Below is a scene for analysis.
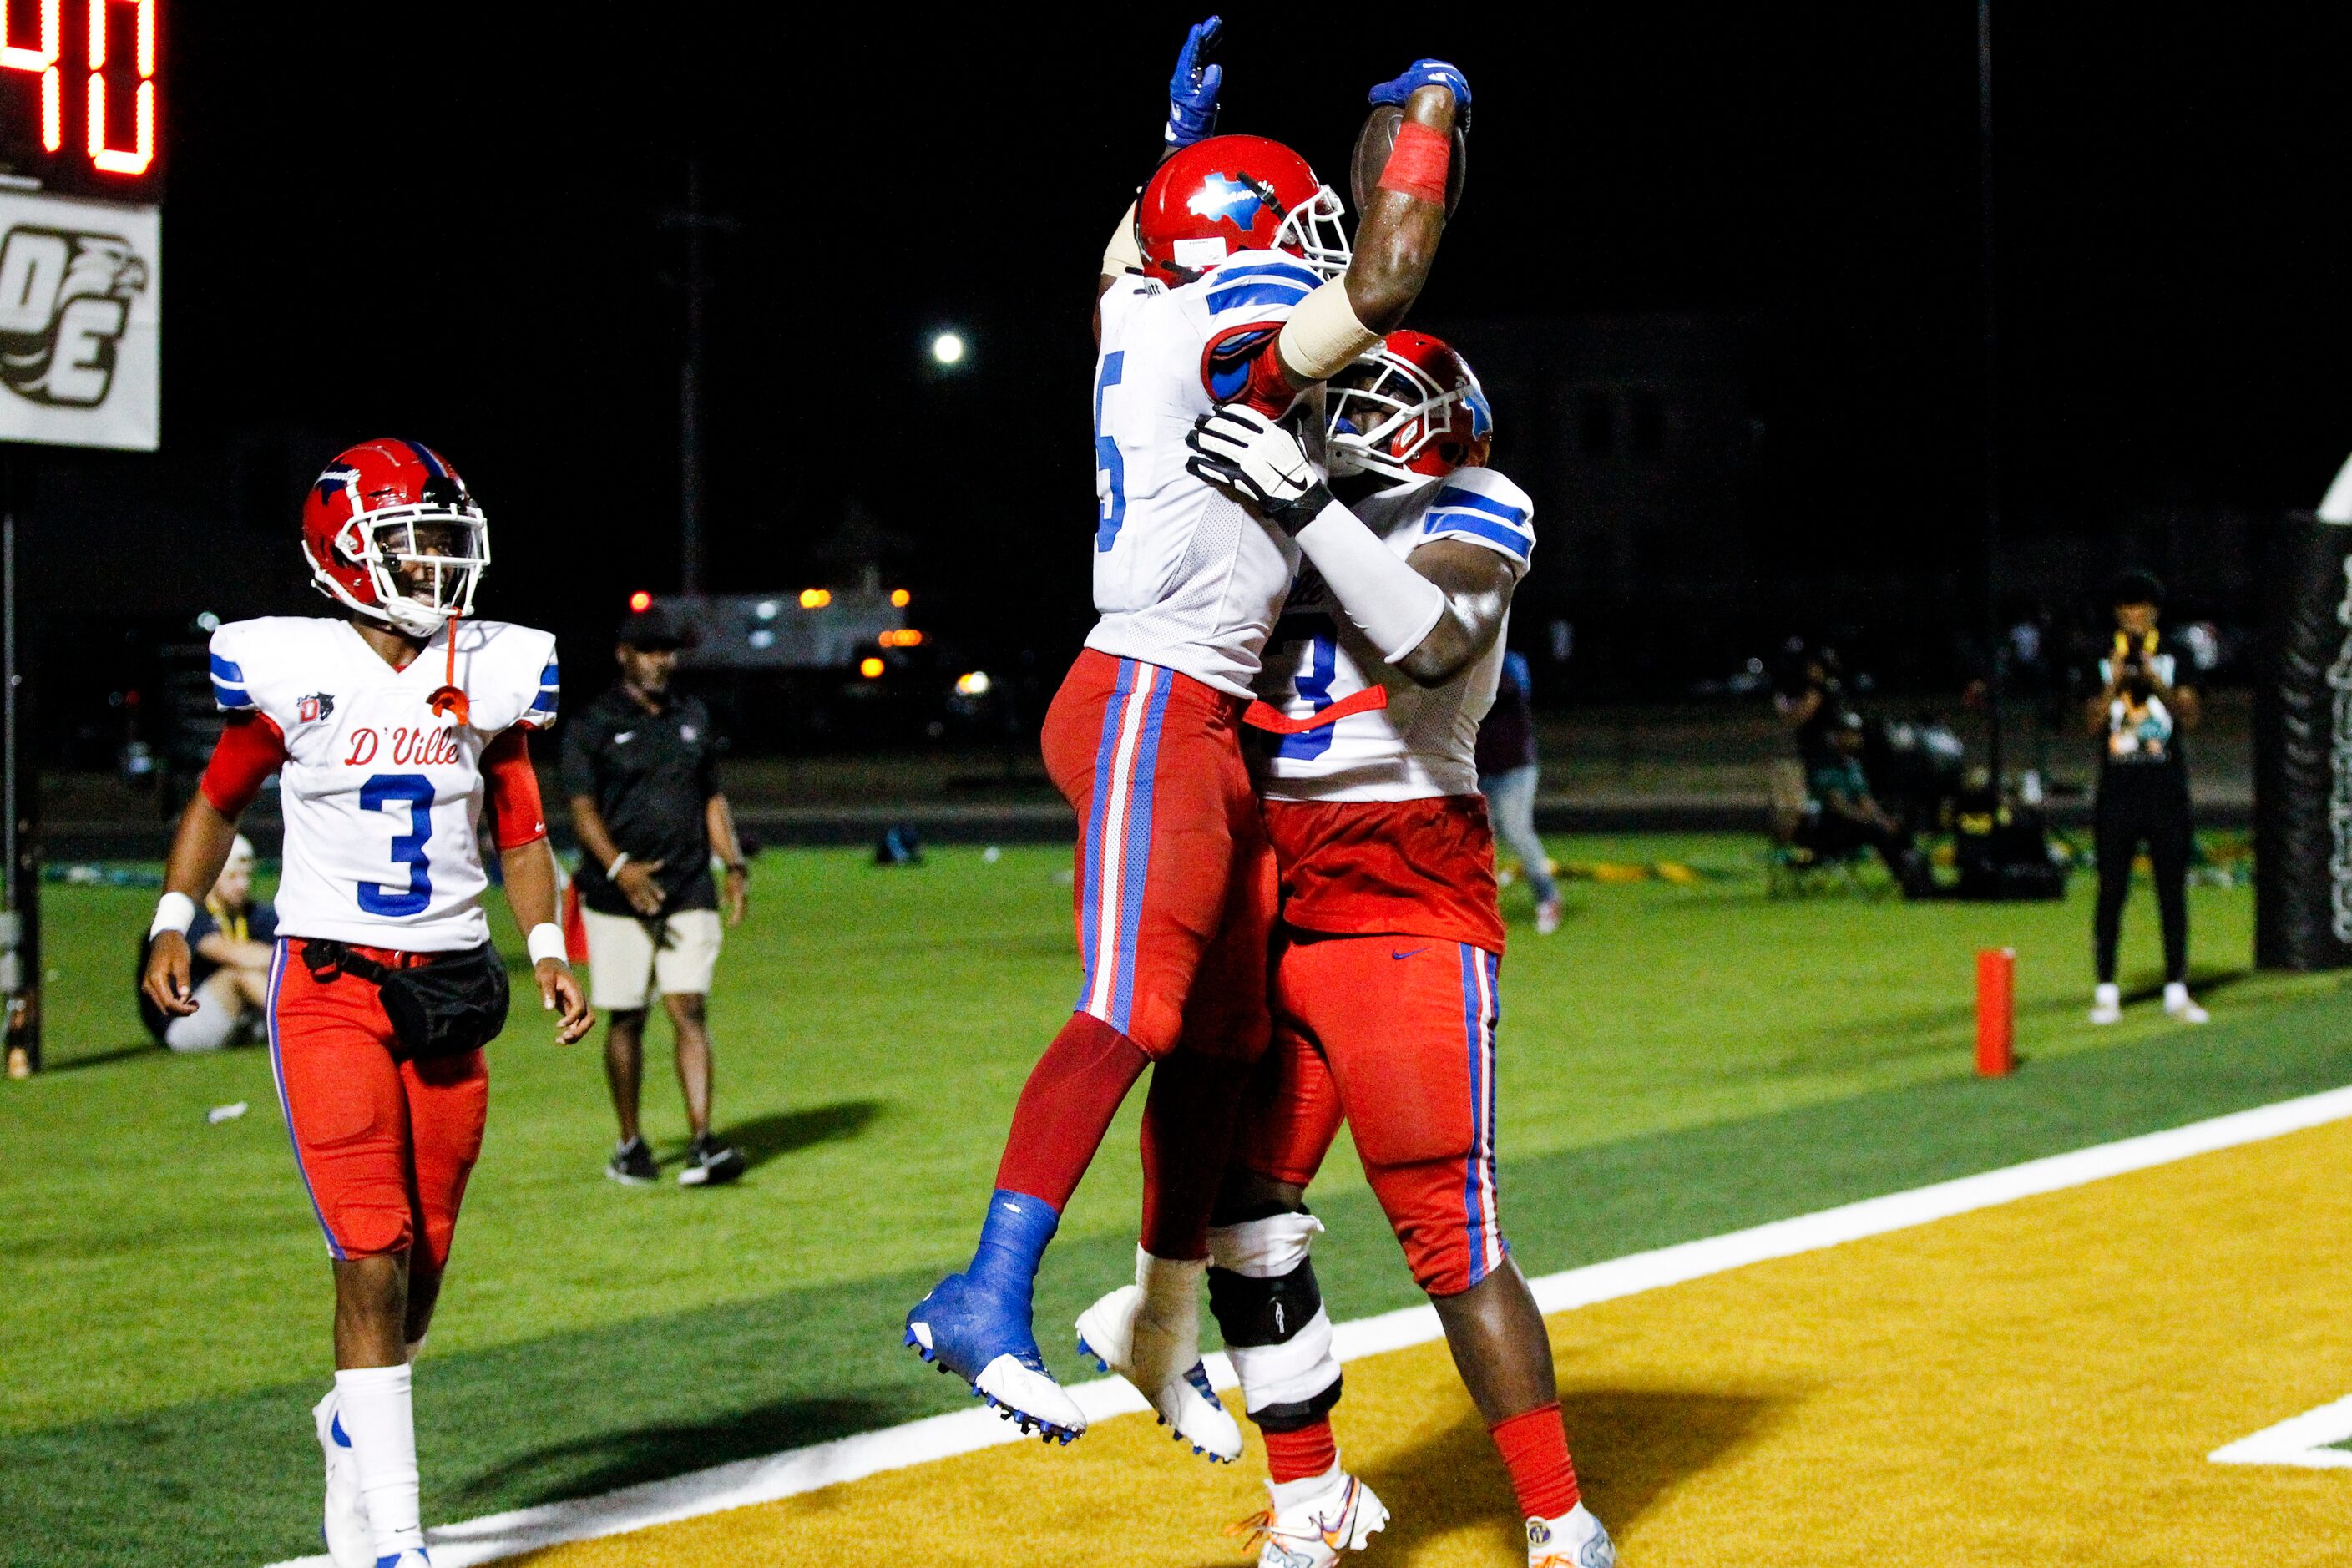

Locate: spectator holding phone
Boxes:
[2086,570,2205,1025]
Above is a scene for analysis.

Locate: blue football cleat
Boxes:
[904,1191,1087,1444]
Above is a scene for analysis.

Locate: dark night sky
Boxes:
[34,4,2352,692]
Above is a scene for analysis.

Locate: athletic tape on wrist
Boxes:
[526,923,569,968]
[1277,278,1382,386]
[149,890,195,938]
[1377,119,1451,206]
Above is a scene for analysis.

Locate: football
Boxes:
[1351,104,1470,219]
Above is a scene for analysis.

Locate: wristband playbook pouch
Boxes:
[300,939,510,1062]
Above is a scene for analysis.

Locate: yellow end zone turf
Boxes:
[519,1119,2352,1566]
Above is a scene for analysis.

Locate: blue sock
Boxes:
[969,1189,1060,1300]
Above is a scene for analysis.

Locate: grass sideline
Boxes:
[3,837,2338,1565]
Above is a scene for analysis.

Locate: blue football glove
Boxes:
[1165,16,1223,147]
[1368,58,1472,130]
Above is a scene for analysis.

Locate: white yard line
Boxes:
[2209,1393,2352,1469]
[265,1082,2352,1568]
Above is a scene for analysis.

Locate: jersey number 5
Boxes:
[1094,351,1125,552]
[358,773,435,917]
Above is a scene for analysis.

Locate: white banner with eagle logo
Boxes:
[0,189,157,451]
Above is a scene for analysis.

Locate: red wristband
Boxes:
[1377,120,1451,206]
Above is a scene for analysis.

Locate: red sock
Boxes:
[1489,1402,1580,1520]
[993,1013,1151,1210]
[1262,1419,1338,1485]
[1137,1050,1251,1260]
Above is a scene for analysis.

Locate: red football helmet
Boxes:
[1136,134,1351,285]
[301,438,490,638]
[1326,331,1495,483]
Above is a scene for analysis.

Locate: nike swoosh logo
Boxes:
[1390,946,1428,960]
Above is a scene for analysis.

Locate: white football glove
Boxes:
[1185,405,1333,534]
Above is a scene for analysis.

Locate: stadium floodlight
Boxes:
[800,588,832,609]
[956,670,992,697]
[891,589,912,607]
[629,590,652,612]
[860,656,884,678]
[930,331,966,367]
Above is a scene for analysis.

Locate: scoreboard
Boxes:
[0,0,161,202]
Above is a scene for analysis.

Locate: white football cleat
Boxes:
[2088,982,2122,1025]
[1535,897,1565,936]
[1227,1466,1388,1567]
[1526,1503,1617,1567]
[311,1390,372,1568]
[1075,1277,1242,1463]
[2164,982,2208,1024]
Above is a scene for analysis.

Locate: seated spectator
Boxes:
[1772,639,1846,772]
[138,834,276,1051]
[1799,711,1933,898]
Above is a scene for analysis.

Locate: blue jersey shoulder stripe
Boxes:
[209,651,246,687]
[1431,486,1530,529]
[1208,259,1322,290]
[1424,513,1532,559]
[212,680,256,711]
[528,689,558,715]
[1425,504,1533,543]
[1206,278,1314,314]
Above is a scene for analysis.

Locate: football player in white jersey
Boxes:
[906,24,1470,1446]
[140,438,593,1568]
[1085,336,1616,1568]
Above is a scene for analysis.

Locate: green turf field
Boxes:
[4,837,2344,1566]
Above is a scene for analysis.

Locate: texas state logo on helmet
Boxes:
[301,438,492,639]
[1328,331,1495,483]
[1135,134,1352,285]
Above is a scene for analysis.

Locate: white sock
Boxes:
[335,1363,424,1558]
[2164,981,2191,1009]
[2095,983,2120,1006]
[1268,1455,1345,1510]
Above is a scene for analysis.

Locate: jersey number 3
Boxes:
[1094,351,1125,552]
[358,773,435,917]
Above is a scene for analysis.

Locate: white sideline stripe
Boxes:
[2209,1393,2352,1469]
[261,1082,2352,1568]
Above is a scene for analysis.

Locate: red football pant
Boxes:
[1241,933,1508,1297]
[1041,649,1276,1063]
[266,939,488,1267]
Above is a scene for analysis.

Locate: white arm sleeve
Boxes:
[1292,498,1448,664]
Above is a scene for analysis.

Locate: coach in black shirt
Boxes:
[563,605,750,1188]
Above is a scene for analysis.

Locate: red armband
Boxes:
[1377,120,1451,207]
[482,727,549,849]
[199,712,287,817]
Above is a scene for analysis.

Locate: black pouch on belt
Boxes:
[299,939,510,1062]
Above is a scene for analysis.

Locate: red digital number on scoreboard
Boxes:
[0,0,160,197]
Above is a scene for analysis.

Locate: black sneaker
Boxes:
[678,1132,746,1187]
[605,1136,658,1186]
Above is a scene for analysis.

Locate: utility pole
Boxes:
[3,453,37,1078]
[663,162,737,595]
[1976,0,2006,792]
